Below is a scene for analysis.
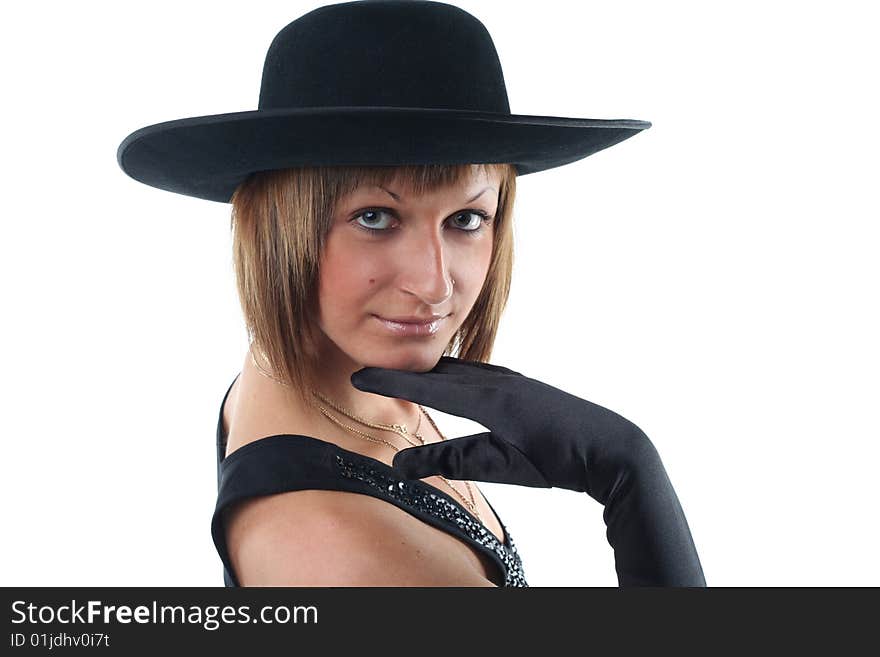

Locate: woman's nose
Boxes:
[398,231,454,305]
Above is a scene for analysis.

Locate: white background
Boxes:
[1,0,877,586]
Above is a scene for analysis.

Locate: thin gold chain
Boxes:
[312,405,480,519]
[311,388,423,445]
[248,346,481,521]
[309,401,479,518]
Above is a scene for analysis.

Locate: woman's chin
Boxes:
[362,350,446,373]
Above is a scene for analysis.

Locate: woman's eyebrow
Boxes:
[375,185,497,203]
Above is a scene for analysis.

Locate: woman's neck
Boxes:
[248,343,423,431]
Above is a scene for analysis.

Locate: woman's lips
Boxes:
[373,314,447,336]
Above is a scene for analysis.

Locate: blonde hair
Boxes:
[230,163,517,410]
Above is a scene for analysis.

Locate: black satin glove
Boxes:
[351,356,706,587]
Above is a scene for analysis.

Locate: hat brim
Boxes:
[117,106,651,204]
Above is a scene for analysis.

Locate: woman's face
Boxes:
[316,168,501,372]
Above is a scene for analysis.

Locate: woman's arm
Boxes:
[351,356,707,587]
[224,488,496,587]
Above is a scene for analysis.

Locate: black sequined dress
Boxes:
[212,374,529,587]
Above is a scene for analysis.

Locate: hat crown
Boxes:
[258,0,511,114]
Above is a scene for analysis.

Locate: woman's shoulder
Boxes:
[223,351,395,466]
[223,351,321,459]
[224,484,494,586]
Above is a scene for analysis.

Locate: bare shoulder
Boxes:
[223,351,320,459]
[224,488,496,587]
[224,350,390,462]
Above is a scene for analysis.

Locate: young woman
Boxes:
[218,162,521,586]
[117,0,704,587]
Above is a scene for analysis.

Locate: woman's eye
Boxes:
[449,212,485,231]
[352,209,490,235]
[355,209,394,230]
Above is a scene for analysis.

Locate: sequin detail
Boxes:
[335,454,528,587]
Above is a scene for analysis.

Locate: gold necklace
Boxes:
[310,401,481,521]
[248,346,481,522]
[311,387,424,447]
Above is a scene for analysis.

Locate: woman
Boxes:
[117,0,704,587]
[219,162,522,586]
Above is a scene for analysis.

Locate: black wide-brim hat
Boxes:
[117,0,651,204]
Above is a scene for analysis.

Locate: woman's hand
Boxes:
[351,356,706,586]
[352,356,654,492]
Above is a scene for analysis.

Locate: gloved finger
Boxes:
[351,358,522,399]
[434,356,525,378]
[391,432,551,488]
[350,367,509,430]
